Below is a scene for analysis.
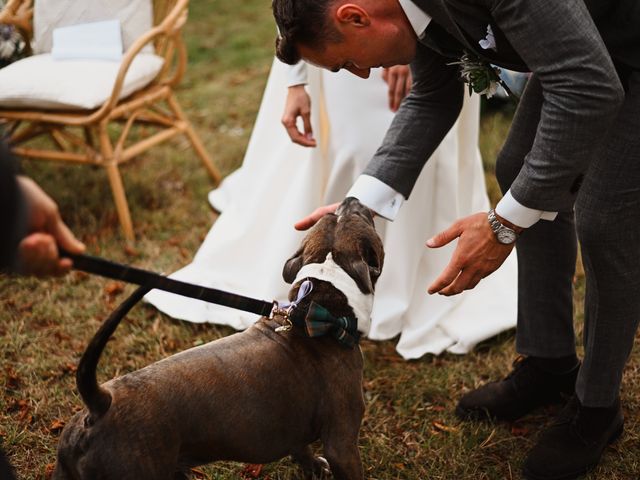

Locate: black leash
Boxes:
[60,249,275,317]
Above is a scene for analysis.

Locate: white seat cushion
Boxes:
[0,53,164,110]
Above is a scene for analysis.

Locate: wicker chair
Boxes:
[0,0,221,241]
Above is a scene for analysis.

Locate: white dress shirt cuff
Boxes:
[346,175,404,221]
[496,190,558,228]
[286,61,308,87]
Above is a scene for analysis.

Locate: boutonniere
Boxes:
[449,51,517,100]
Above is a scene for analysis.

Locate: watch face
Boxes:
[497,228,517,244]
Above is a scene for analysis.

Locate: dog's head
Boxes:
[283,197,384,294]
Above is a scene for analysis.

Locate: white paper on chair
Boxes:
[52,20,123,61]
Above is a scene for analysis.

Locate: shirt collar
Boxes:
[397,0,432,38]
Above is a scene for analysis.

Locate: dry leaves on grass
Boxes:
[123,244,140,257]
[4,367,21,390]
[190,467,207,479]
[104,281,125,298]
[48,419,66,434]
[8,398,32,424]
[432,420,459,434]
[240,463,267,479]
[510,424,531,437]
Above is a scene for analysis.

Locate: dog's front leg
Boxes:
[322,442,363,480]
[321,426,364,480]
[291,446,331,479]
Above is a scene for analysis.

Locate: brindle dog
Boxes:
[53,197,384,480]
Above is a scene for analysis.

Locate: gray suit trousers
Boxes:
[496,72,640,407]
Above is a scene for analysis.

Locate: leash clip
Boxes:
[271,303,294,332]
[270,279,314,333]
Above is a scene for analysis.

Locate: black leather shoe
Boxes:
[455,356,579,422]
[522,396,624,480]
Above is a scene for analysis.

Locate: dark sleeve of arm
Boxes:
[0,143,27,271]
[362,42,464,199]
[488,0,624,211]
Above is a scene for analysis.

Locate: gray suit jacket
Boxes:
[364,0,639,212]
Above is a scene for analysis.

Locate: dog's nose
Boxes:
[336,197,374,224]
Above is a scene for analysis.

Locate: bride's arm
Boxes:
[382,65,412,112]
[281,61,316,147]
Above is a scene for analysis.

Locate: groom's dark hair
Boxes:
[272,0,343,65]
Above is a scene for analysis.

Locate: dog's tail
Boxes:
[76,285,151,424]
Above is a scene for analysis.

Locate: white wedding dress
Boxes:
[146,58,518,359]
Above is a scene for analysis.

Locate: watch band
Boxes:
[487,209,518,245]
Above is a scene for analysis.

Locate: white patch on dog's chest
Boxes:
[293,253,373,334]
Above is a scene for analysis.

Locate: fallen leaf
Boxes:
[432,421,459,433]
[13,399,33,424]
[190,467,207,479]
[123,245,139,257]
[61,363,77,375]
[510,424,530,437]
[240,463,264,478]
[48,419,66,433]
[54,332,72,342]
[72,271,89,281]
[427,404,446,412]
[168,236,183,246]
[19,301,35,312]
[104,281,125,297]
[45,462,55,479]
[5,368,21,390]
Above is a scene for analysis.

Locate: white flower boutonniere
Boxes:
[449,51,517,100]
[479,24,497,51]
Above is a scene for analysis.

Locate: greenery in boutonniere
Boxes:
[449,51,518,100]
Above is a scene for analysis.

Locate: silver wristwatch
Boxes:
[487,209,518,245]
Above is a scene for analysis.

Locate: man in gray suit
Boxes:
[272,0,640,478]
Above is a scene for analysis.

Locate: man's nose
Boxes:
[346,66,370,79]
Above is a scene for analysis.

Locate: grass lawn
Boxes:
[1,1,639,479]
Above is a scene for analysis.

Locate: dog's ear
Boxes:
[282,246,304,284]
[343,259,375,294]
[341,241,384,294]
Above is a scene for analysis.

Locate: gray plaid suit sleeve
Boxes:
[362,42,464,199]
[486,0,625,211]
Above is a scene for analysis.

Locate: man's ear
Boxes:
[335,4,371,27]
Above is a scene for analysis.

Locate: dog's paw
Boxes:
[312,456,332,479]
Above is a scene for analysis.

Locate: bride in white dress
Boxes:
[145,58,518,359]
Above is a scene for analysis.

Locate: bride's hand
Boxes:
[281,85,317,147]
[382,65,412,112]
[294,203,340,231]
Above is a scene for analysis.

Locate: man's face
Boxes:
[298,17,417,79]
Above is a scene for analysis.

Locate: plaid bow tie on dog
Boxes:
[294,302,360,348]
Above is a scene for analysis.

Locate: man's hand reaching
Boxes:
[426,211,515,295]
[294,202,340,230]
